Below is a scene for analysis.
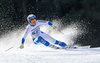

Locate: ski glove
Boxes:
[20,44,24,49]
[52,25,56,29]
[48,22,56,29]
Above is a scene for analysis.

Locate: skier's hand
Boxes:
[52,25,56,29]
[19,44,24,49]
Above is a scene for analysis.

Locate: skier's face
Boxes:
[30,19,36,25]
[31,22,36,25]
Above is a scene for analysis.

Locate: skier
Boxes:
[19,14,72,49]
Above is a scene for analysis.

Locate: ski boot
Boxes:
[49,44,60,49]
[62,45,77,49]
[55,41,77,49]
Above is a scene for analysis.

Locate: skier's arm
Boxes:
[20,27,30,49]
[38,20,56,29]
[48,21,56,29]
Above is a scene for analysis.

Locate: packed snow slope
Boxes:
[1,45,100,63]
[0,21,100,63]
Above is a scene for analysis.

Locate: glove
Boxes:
[19,44,24,49]
[52,25,56,29]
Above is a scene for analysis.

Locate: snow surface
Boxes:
[0,45,100,63]
[0,22,100,63]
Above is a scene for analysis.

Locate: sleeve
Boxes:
[37,20,53,26]
[23,27,30,39]
[21,26,30,44]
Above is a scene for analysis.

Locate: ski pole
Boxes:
[5,46,14,52]
[52,25,65,35]
[57,29,64,35]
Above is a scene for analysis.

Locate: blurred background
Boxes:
[0,0,100,47]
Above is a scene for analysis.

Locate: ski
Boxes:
[55,45,91,50]
[75,45,91,49]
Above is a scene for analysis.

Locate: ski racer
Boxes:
[19,14,73,49]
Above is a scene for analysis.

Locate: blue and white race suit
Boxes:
[21,20,66,47]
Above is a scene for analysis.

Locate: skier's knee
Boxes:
[38,36,50,46]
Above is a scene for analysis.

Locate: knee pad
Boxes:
[38,36,50,46]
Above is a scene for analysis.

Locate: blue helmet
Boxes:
[27,14,36,25]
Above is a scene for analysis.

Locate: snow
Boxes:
[0,22,100,63]
[0,45,100,63]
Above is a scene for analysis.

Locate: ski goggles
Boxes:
[30,19,36,23]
